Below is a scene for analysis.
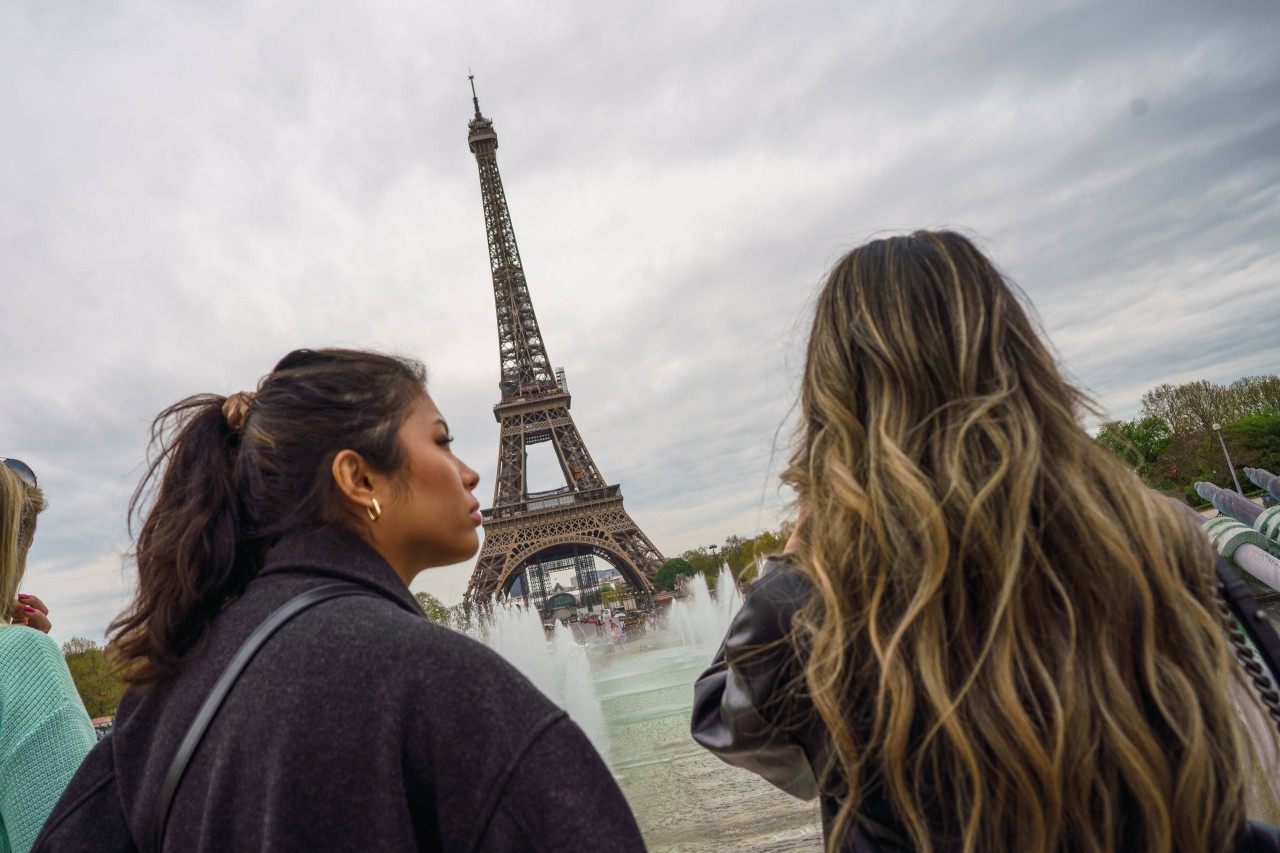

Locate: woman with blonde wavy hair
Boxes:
[692,231,1280,852]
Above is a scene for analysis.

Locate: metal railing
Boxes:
[482,484,622,521]
[1195,470,1280,591]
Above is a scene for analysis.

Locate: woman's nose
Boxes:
[462,462,480,491]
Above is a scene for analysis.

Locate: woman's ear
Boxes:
[331,450,377,513]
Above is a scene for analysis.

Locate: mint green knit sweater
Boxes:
[0,625,95,853]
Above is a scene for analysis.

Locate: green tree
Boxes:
[1125,412,1280,504]
[1088,373,1280,503]
[1144,427,1219,502]
[446,602,472,630]
[719,535,755,578]
[739,521,796,583]
[61,636,97,656]
[737,559,761,584]
[678,547,719,578]
[415,591,451,625]
[668,522,799,588]
[654,557,695,590]
[1142,380,1230,434]
[1230,375,1280,414]
[1230,412,1280,469]
[1141,375,1280,434]
[61,637,126,718]
[598,583,621,609]
[1096,416,1172,479]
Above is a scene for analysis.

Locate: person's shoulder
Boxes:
[748,558,813,604]
[335,593,462,648]
[0,623,62,659]
[413,621,564,708]
[323,597,545,690]
[0,626,86,714]
[388,611,535,674]
[720,558,814,654]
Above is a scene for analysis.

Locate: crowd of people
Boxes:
[3,232,1279,851]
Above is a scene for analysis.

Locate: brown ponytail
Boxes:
[109,349,426,683]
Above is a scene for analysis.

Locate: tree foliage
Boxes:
[1141,375,1280,434]
[1095,417,1172,479]
[61,636,99,656]
[61,637,126,718]
[414,591,451,625]
[598,583,622,608]
[654,557,695,590]
[1097,374,1280,504]
[443,602,472,631]
[674,520,797,587]
[677,547,721,578]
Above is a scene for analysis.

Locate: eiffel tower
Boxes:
[462,78,664,608]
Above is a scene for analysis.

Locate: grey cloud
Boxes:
[4,0,1279,640]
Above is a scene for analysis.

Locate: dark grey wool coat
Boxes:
[35,526,644,852]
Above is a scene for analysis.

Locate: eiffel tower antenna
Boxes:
[468,69,482,119]
[463,92,663,610]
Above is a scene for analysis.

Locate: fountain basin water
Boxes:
[591,600,821,849]
[473,569,821,851]
[474,603,609,752]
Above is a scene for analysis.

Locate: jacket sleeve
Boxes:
[31,736,136,853]
[690,560,822,801]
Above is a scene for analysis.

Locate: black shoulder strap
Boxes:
[154,582,371,851]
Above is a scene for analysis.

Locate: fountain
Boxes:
[669,566,742,650]
[473,567,822,851]
[470,602,609,753]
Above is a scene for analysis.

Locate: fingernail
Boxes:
[23,605,36,613]
[17,594,29,600]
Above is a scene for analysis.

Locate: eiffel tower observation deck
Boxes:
[463,77,664,608]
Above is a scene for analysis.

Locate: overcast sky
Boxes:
[3,0,1278,644]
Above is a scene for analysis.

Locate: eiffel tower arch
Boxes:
[462,78,664,607]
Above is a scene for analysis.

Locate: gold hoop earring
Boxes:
[366,498,382,523]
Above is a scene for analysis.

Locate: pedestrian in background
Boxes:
[0,459,95,853]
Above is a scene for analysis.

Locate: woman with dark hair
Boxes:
[0,459,96,853]
[692,232,1280,852]
[37,349,643,851]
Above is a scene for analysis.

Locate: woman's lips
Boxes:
[470,506,483,526]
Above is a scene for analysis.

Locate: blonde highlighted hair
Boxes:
[1,464,46,622]
[783,231,1246,852]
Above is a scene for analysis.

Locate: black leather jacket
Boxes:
[691,559,824,797]
[690,559,910,851]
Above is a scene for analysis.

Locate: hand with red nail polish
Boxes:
[10,592,52,633]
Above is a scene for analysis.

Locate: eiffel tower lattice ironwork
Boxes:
[463,79,663,606]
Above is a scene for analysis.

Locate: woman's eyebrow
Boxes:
[435,418,450,431]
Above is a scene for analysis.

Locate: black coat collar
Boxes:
[258,524,422,617]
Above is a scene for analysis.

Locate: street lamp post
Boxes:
[1211,423,1245,495]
